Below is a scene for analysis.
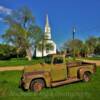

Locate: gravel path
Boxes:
[0,66,24,72]
[82,60,100,66]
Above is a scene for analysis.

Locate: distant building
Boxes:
[35,15,56,57]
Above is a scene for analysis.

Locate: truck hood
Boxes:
[24,63,51,73]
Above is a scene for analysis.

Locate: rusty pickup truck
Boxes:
[19,54,96,92]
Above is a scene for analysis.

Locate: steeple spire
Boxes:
[45,14,51,39]
[46,14,49,27]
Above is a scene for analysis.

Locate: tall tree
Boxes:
[2,7,43,60]
[63,39,83,57]
[85,36,97,56]
[94,37,100,55]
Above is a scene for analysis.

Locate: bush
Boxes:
[0,44,26,60]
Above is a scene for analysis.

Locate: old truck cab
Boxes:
[20,54,96,92]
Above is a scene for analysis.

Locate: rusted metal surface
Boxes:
[20,54,96,91]
[24,71,44,77]
[52,78,80,87]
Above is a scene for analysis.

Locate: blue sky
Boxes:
[0,0,100,48]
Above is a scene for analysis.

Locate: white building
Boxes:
[35,15,56,57]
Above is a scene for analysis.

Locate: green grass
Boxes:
[0,67,100,100]
[0,58,43,67]
[85,57,100,60]
[0,56,99,67]
[0,58,81,67]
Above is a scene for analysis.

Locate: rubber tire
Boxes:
[83,72,91,82]
[30,79,45,92]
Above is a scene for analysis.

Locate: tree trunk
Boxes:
[42,39,44,58]
[26,48,32,61]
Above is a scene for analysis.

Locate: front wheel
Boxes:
[30,79,45,92]
[83,72,91,82]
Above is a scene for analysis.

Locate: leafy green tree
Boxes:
[94,37,100,55]
[62,36,100,57]
[94,44,100,55]
[85,36,97,56]
[2,7,43,60]
[63,39,83,57]
[0,44,17,60]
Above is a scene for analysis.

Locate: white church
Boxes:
[35,15,56,57]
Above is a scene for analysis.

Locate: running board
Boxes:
[52,78,80,87]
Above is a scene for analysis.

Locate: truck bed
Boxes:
[66,61,96,78]
[66,61,96,68]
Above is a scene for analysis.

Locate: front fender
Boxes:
[23,71,51,89]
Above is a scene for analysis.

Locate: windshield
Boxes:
[53,57,63,64]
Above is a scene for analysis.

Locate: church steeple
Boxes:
[45,14,51,39]
[35,14,57,57]
[45,14,49,27]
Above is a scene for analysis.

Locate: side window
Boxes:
[53,57,63,64]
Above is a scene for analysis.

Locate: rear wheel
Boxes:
[83,72,91,82]
[30,79,45,92]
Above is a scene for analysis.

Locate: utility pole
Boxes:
[72,27,76,60]
[73,27,76,40]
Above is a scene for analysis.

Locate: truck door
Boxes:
[51,57,67,82]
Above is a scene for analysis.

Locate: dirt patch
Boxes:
[82,60,100,66]
[0,66,24,71]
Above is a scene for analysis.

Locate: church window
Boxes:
[46,49,49,53]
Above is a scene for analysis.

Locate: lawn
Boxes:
[80,57,100,60]
[85,57,100,60]
[0,56,100,67]
[0,67,100,100]
[0,58,43,67]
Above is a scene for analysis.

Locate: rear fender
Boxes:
[78,67,93,80]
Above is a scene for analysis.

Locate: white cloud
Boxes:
[0,17,3,20]
[0,17,4,22]
[0,5,12,15]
